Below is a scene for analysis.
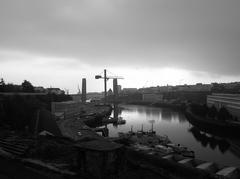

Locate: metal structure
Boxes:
[95,69,123,103]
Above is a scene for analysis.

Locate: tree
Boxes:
[217,107,230,121]
[22,80,34,92]
[208,106,217,119]
[0,78,5,92]
[0,78,5,85]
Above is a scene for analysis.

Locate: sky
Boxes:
[0,0,240,93]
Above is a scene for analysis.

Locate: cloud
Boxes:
[0,0,240,75]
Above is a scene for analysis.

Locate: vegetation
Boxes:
[0,78,35,92]
[0,79,72,131]
[21,80,34,92]
[211,82,240,93]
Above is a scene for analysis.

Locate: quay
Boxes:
[0,102,125,179]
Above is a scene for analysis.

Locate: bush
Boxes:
[217,107,230,121]
[208,106,217,119]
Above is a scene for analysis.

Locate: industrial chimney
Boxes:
[81,78,86,103]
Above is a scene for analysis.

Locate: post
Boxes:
[104,69,107,104]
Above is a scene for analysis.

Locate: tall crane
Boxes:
[95,69,123,103]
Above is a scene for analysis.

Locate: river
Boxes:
[106,104,240,167]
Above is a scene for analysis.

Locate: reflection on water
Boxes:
[189,127,230,153]
[106,104,240,166]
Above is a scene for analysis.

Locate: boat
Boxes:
[185,108,240,138]
[116,117,126,125]
[118,130,194,158]
[115,130,240,179]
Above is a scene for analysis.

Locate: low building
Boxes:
[70,94,81,102]
[34,86,46,93]
[207,93,240,120]
[121,88,138,94]
[176,84,212,92]
[142,93,163,103]
[87,92,104,101]
[47,88,65,95]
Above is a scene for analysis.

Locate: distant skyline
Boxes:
[1,0,240,93]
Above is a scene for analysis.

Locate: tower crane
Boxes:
[95,69,123,103]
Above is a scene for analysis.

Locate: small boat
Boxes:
[166,143,195,158]
[116,130,240,179]
[116,117,126,125]
[117,130,194,158]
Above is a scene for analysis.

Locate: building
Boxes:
[117,85,122,94]
[176,84,212,92]
[121,88,138,94]
[34,86,46,93]
[142,93,163,103]
[207,93,240,120]
[139,87,159,94]
[87,92,104,101]
[70,94,81,102]
[47,88,65,95]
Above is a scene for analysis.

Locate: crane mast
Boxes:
[95,69,123,103]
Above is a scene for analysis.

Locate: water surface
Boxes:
[107,104,240,167]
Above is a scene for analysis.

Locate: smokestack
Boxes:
[113,78,118,100]
[81,78,86,103]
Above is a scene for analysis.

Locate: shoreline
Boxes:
[57,103,112,141]
[124,101,186,111]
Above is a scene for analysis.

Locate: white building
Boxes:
[207,93,240,120]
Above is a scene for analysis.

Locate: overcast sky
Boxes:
[0,0,240,93]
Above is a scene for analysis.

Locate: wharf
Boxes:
[57,104,112,141]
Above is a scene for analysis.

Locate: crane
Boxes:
[95,69,123,103]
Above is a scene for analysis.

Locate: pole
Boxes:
[104,69,107,103]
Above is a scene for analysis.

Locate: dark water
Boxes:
[107,104,240,167]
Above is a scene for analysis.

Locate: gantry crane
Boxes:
[95,69,123,103]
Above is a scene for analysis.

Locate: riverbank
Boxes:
[126,101,186,111]
[0,103,123,179]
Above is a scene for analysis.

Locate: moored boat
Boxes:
[185,108,240,138]
[114,130,240,179]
